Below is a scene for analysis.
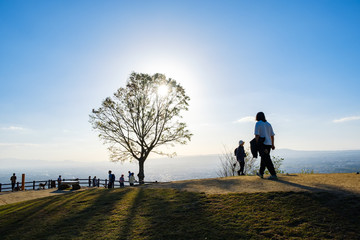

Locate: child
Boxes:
[236,140,246,175]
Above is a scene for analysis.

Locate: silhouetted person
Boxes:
[129,172,135,186]
[57,175,62,188]
[254,112,278,180]
[10,173,17,191]
[119,174,125,187]
[235,140,246,175]
[93,176,97,187]
[108,170,115,188]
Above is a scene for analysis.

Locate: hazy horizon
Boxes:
[1,149,359,185]
[2,148,360,163]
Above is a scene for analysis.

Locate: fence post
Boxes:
[0,183,2,192]
[16,182,19,190]
[105,179,107,188]
[48,180,51,189]
[33,181,35,190]
[97,179,100,187]
[22,174,25,191]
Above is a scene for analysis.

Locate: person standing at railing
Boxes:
[10,173,17,191]
[129,172,135,186]
[119,174,125,188]
[57,175,62,188]
[93,176,97,187]
[108,170,115,188]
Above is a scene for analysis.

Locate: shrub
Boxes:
[218,147,285,177]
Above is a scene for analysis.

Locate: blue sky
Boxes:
[1,0,360,162]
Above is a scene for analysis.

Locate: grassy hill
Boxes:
[0,186,359,239]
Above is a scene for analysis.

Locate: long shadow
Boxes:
[276,179,328,192]
[151,178,242,192]
[0,189,93,222]
[0,196,64,236]
[28,188,131,239]
[2,185,360,239]
[143,178,360,239]
[130,188,244,240]
[117,188,145,239]
[0,189,102,238]
[272,178,360,237]
[276,178,360,196]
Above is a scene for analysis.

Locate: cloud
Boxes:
[333,116,360,123]
[0,143,40,147]
[234,116,255,123]
[1,126,26,131]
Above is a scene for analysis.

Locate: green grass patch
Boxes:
[0,188,359,239]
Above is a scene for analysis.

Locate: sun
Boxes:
[157,84,169,97]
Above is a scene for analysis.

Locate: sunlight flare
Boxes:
[157,84,169,97]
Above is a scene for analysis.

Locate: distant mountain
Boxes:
[1,150,359,183]
[274,149,360,173]
[0,158,81,168]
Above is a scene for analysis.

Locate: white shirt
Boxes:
[254,120,275,146]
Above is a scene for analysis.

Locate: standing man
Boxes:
[10,173,17,191]
[57,175,62,188]
[108,170,115,188]
[254,112,278,180]
[108,170,112,188]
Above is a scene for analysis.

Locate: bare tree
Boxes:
[89,72,192,183]
[217,146,285,177]
[217,146,258,177]
[217,148,238,177]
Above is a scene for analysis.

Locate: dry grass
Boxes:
[0,187,359,239]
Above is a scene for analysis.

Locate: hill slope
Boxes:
[0,173,359,239]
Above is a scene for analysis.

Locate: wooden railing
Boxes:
[0,178,156,192]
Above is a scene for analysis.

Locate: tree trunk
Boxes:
[137,160,145,184]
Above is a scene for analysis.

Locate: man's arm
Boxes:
[271,135,275,150]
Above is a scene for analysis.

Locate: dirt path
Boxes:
[0,188,87,206]
[1,173,359,206]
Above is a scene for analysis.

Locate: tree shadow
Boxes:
[26,188,130,239]
[2,183,360,239]
[121,188,249,240]
[116,188,145,239]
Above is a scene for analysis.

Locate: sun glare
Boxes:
[157,85,169,97]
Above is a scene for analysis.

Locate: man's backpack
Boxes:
[234,148,238,156]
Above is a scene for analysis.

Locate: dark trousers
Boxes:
[259,145,276,176]
[11,182,15,191]
[237,160,245,175]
